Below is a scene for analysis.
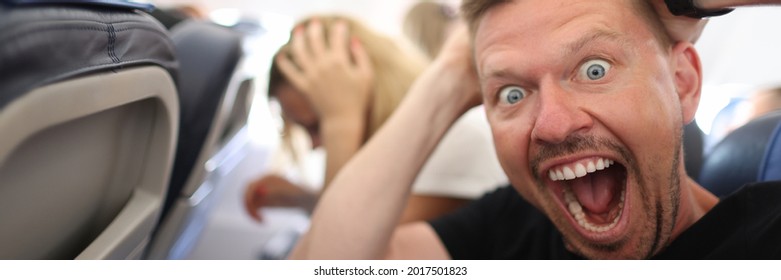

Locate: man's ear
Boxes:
[671,41,702,125]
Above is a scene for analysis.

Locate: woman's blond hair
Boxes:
[269,15,428,159]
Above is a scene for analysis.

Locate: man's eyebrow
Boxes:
[481,30,629,83]
[564,29,627,57]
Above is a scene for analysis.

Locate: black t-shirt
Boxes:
[429,181,781,259]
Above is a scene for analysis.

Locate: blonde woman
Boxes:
[244,16,506,224]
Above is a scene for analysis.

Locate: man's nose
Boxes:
[530,83,593,144]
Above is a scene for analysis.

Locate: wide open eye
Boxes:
[498,86,527,105]
[579,59,611,81]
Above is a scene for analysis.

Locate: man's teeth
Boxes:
[563,187,625,233]
[548,158,614,182]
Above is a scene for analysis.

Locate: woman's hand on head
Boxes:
[276,19,374,124]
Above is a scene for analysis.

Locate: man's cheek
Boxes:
[494,136,527,175]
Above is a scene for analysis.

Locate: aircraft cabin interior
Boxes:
[1,0,780,260]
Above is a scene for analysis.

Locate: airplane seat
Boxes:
[219,78,254,145]
[0,1,179,259]
[698,111,781,197]
[146,19,246,259]
[758,112,781,181]
[704,97,748,153]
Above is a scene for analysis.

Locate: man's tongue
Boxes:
[570,170,618,214]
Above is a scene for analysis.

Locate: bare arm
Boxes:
[289,26,481,259]
[385,222,452,260]
[399,195,469,224]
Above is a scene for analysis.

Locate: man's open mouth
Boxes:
[545,156,629,240]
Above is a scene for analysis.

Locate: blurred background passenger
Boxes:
[149,4,207,29]
[402,1,458,60]
[244,15,507,225]
[701,85,781,155]
[747,86,781,121]
[402,1,508,205]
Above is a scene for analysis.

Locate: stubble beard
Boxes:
[529,133,682,259]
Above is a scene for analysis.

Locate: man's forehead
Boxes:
[475,0,636,45]
[473,0,646,74]
[479,29,630,79]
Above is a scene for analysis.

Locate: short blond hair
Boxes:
[460,0,671,47]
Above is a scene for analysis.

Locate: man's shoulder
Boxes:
[447,184,530,216]
[473,184,541,215]
[733,180,781,201]
[734,180,781,192]
[720,181,781,219]
[429,184,575,259]
[657,181,781,259]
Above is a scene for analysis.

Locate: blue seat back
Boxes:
[699,111,781,197]
[758,118,781,181]
[146,19,245,260]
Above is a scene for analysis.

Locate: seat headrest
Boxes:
[0,0,154,11]
[0,3,177,110]
[699,110,781,197]
[163,19,243,217]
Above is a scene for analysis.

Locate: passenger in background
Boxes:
[148,4,206,29]
[707,85,781,150]
[403,0,508,202]
[401,1,505,195]
[402,1,458,60]
[244,16,507,224]
[747,86,781,121]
